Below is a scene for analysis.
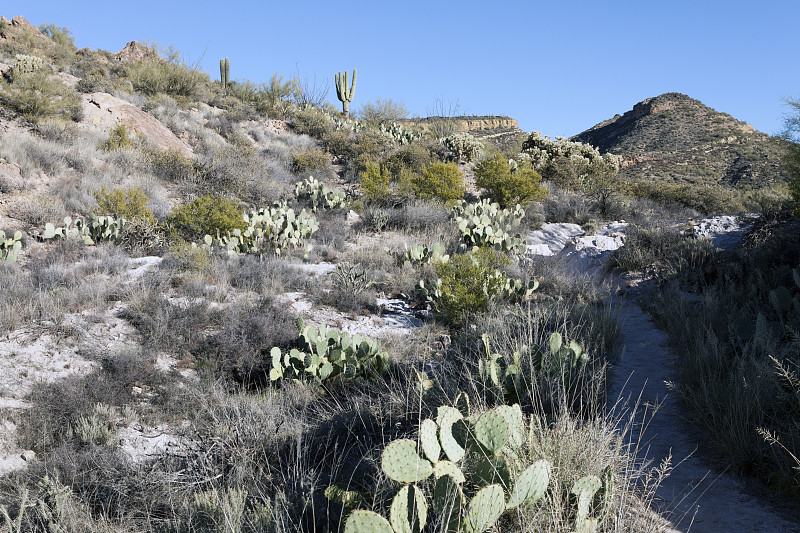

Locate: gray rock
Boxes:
[526,223,585,256]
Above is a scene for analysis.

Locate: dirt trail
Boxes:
[607,300,799,532]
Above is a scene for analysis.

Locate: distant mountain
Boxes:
[572,92,792,189]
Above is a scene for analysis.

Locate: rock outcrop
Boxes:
[79,92,193,157]
[114,41,160,63]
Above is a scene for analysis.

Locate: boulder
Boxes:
[557,234,625,284]
[79,92,193,157]
[526,222,585,256]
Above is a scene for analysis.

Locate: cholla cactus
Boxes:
[10,54,43,80]
[520,131,622,189]
[340,398,552,533]
[441,132,484,162]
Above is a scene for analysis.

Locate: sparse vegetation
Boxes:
[0,14,797,533]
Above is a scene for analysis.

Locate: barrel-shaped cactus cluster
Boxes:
[295,176,346,212]
[0,230,22,262]
[441,132,484,163]
[269,319,389,386]
[202,202,318,257]
[341,397,553,533]
[43,215,126,245]
[451,199,526,255]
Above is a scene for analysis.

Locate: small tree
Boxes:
[474,154,547,208]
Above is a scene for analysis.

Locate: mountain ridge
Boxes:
[571,92,791,189]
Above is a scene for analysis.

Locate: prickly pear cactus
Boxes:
[295,176,346,212]
[389,484,427,533]
[463,484,505,533]
[451,199,526,255]
[344,510,393,533]
[0,230,22,262]
[382,439,433,483]
[344,397,554,533]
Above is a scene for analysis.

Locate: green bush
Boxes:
[290,146,329,174]
[166,194,246,242]
[359,161,391,204]
[0,71,82,123]
[100,123,134,151]
[125,58,205,98]
[94,186,156,223]
[434,247,511,324]
[474,154,548,207]
[413,161,465,204]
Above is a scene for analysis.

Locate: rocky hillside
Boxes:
[401,115,524,151]
[572,92,792,189]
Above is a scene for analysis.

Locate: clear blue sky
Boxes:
[6,1,799,137]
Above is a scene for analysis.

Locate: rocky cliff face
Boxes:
[572,92,791,189]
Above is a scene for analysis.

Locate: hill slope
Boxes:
[572,92,791,189]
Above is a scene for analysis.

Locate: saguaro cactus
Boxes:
[219,57,229,90]
[334,69,357,116]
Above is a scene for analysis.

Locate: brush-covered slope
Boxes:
[572,92,791,189]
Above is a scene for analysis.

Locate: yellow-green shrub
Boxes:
[100,123,134,151]
[413,161,465,204]
[147,147,194,182]
[359,161,391,204]
[474,154,548,207]
[434,247,511,324]
[94,186,156,223]
[166,194,246,242]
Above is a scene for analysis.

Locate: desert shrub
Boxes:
[475,153,548,207]
[611,222,714,276]
[390,200,451,231]
[166,194,246,242]
[781,97,800,216]
[413,161,465,204]
[384,142,434,177]
[99,123,134,151]
[356,98,408,124]
[94,186,156,223]
[0,72,82,122]
[163,241,212,271]
[627,180,744,215]
[193,143,289,203]
[433,247,511,324]
[39,23,75,49]
[322,129,357,161]
[146,146,194,182]
[290,106,333,138]
[359,161,391,204]
[290,146,329,174]
[125,57,205,98]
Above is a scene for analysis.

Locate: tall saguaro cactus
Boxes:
[219,57,230,90]
[335,69,357,116]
